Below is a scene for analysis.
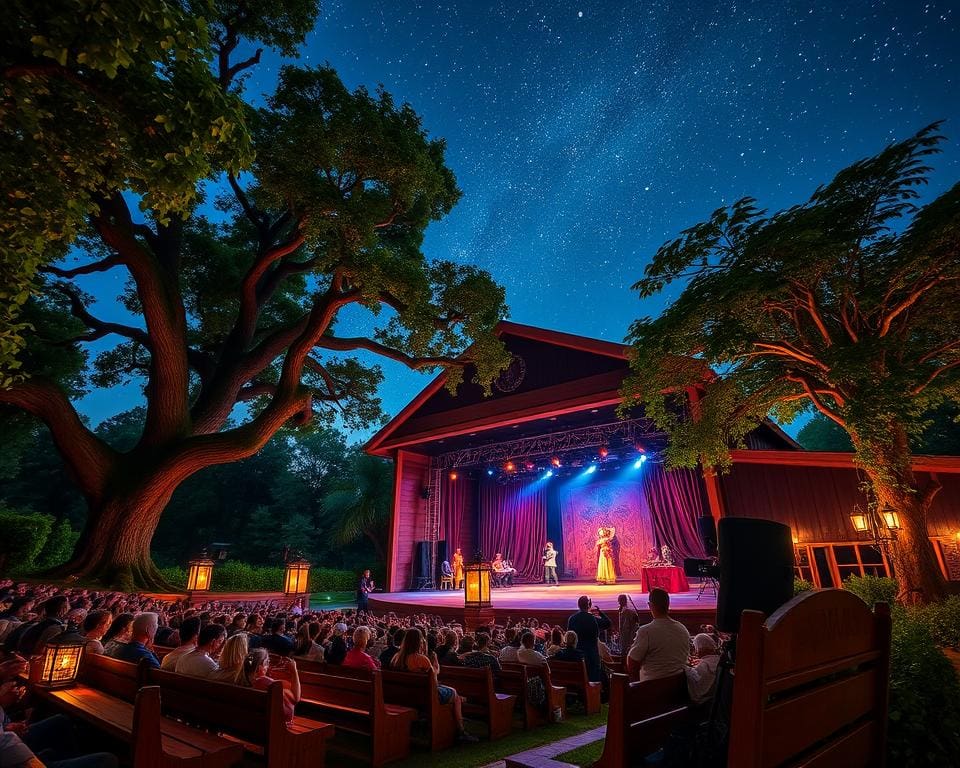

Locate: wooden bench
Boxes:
[439,665,516,739]
[496,664,542,730]
[380,668,458,751]
[500,662,567,727]
[144,665,333,768]
[728,589,891,767]
[547,658,602,715]
[32,653,242,768]
[297,669,416,766]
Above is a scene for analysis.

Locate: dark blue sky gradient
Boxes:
[74,0,959,440]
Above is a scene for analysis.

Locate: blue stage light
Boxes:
[586,464,597,474]
[544,469,554,478]
[486,468,494,476]
[633,458,644,469]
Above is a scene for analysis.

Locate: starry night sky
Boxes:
[76,0,959,439]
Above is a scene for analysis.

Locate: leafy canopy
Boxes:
[623,124,960,476]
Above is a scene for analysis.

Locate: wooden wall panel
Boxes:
[389,450,430,591]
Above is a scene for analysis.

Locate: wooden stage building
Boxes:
[366,322,960,623]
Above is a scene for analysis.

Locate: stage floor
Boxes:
[369,581,718,632]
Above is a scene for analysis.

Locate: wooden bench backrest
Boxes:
[78,653,141,701]
[299,669,381,714]
[439,665,494,705]
[380,668,438,713]
[145,665,286,744]
[547,658,590,687]
[729,589,891,768]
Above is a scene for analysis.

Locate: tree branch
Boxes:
[313,335,465,370]
[911,360,960,395]
[41,256,122,279]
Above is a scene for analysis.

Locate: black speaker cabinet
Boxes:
[716,518,794,633]
[697,515,718,556]
[435,541,448,580]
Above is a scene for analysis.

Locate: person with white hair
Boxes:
[685,633,721,705]
[115,612,161,668]
[343,626,380,670]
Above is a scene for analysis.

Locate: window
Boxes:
[802,543,891,588]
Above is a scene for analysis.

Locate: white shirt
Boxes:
[627,617,691,682]
[161,643,196,670]
[686,654,721,704]
[499,645,519,662]
[517,647,547,667]
[543,548,557,567]
[175,648,219,677]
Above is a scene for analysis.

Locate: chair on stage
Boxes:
[439,574,454,590]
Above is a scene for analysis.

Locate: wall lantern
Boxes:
[849,512,869,533]
[186,551,215,591]
[881,510,901,531]
[284,556,311,595]
[37,628,85,688]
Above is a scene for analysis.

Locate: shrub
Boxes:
[793,577,815,595]
[0,507,52,574]
[843,574,898,607]
[911,596,960,650]
[35,517,80,570]
[888,612,960,765]
[154,560,356,594]
[309,568,357,592]
[158,565,187,588]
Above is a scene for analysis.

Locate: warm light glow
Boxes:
[464,562,492,608]
[449,471,458,481]
[504,460,515,472]
[284,557,311,594]
[598,446,609,459]
[186,554,215,592]
[882,510,901,531]
[792,534,800,545]
[550,456,561,468]
[850,512,869,533]
[955,530,960,542]
[38,631,84,688]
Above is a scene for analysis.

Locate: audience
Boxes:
[686,633,721,705]
[160,616,202,670]
[517,631,548,667]
[260,618,295,657]
[207,632,250,684]
[176,623,226,677]
[550,630,586,663]
[461,632,501,673]
[379,627,403,667]
[80,610,112,655]
[293,622,325,661]
[343,626,381,670]
[102,613,135,657]
[627,588,691,682]
[617,593,640,652]
[435,629,462,666]
[567,595,611,682]
[115,612,161,668]
[241,648,300,722]
[325,622,348,665]
[498,628,520,662]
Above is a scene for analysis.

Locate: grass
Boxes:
[555,739,605,767]
[340,706,608,768]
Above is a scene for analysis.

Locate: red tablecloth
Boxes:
[640,565,690,593]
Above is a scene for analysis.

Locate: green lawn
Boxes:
[328,706,607,768]
[555,739,605,767]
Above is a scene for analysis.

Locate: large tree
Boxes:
[0,2,508,589]
[623,124,959,603]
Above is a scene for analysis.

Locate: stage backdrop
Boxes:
[479,480,547,581]
[559,479,656,580]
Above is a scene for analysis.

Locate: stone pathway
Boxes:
[481,724,606,768]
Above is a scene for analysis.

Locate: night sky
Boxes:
[76,0,959,440]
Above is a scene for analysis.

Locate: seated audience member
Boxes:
[260,618,295,656]
[551,631,586,663]
[458,635,475,656]
[227,612,247,636]
[160,616,201,670]
[102,613,135,657]
[242,648,300,723]
[461,633,501,673]
[686,633,721,705]
[390,628,477,743]
[343,626,381,670]
[10,595,69,656]
[0,711,119,768]
[517,631,548,667]
[545,627,564,656]
[207,632,249,684]
[325,622,349,665]
[116,612,161,668]
[366,625,388,658]
[627,588,691,682]
[244,614,265,649]
[80,610,112,655]
[293,622,324,661]
[498,628,520,662]
[435,629,462,666]
[379,628,404,667]
[175,623,226,677]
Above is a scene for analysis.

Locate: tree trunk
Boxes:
[859,428,946,604]
[50,485,176,592]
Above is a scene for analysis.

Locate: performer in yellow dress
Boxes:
[452,547,465,589]
[596,526,617,585]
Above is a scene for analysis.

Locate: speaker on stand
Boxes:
[411,541,434,591]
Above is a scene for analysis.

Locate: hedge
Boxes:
[0,507,77,574]
[158,561,357,593]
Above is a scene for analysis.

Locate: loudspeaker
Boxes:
[413,541,431,582]
[697,515,718,556]
[716,518,794,633]
[436,541,448,580]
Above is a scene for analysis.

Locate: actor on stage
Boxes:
[492,553,514,587]
[595,526,617,585]
[452,547,465,589]
[357,569,375,611]
[543,542,559,585]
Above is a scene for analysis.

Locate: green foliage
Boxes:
[35,516,80,570]
[800,403,960,455]
[793,577,815,595]
[887,612,960,765]
[321,452,394,560]
[911,596,960,650]
[843,574,900,607]
[0,506,53,572]
[797,415,854,451]
[156,561,356,593]
[623,124,960,477]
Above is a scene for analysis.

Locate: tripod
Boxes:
[697,576,718,600]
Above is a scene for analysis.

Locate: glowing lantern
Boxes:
[186,552,215,592]
[849,512,869,533]
[464,562,492,609]
[37,628,85,688]
[284,556,311,594]
[881,510,901,531]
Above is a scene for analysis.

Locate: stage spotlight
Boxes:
[550,456,561,468]
[585,464,597,475]
[633,458,644,469]
[544,469,554,479]
[505,460,515,472]
[598,446,609,459]
[449,471,458,481]
[486,468,494,476]
[524,460,535,471]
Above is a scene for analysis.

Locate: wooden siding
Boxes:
[389,450,430,591]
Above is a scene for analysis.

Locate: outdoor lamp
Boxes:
[464,562,492,609]
[284,556,311,594]
[849,512,869,533]
[37,627,85,688]
[186,551,215,591]
[881,509,901,531]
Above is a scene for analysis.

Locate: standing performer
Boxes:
[452,547,465,589]
[357,569,375,612]
[543,541,559,585]
[595,526,617,585]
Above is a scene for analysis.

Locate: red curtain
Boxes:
[479,479,547,581]
[439,474,473,561]
[642,464,707,562]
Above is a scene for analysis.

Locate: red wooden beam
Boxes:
[730,449,960,474]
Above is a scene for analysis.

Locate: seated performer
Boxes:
[491,554,514,587]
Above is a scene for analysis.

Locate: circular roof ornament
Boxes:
[494,354,526,393]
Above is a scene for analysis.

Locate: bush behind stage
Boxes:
[158,560,358,593]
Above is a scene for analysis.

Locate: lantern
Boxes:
[186,552,215,592]
[284,556,311,594]
[464,562,492,609]
[37,628,85,688]
[849,512,869,533]
[882,510,901,531]
[791,534,800,545]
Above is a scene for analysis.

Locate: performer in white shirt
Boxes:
[542,541,559,585]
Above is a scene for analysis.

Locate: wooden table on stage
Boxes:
[640,565,690,593]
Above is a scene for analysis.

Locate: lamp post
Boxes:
[463,559,494,630]
[284,555,311,609]
[186,551,215,592]
[849,502,900,572]
[35,627,85,688]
